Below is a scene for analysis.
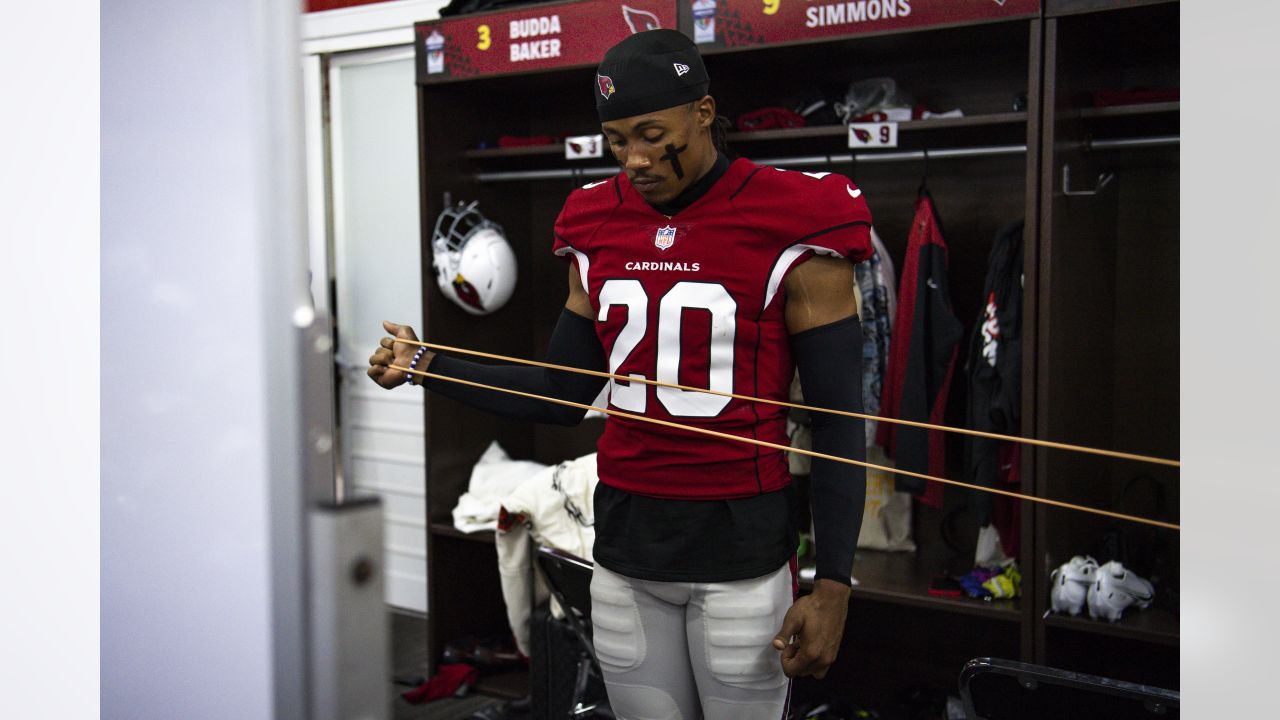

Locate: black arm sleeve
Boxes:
[420,308,608,426]
[791,315,867,586]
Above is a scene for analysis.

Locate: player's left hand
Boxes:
[772,578,851,679]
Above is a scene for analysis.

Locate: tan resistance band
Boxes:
[389,360,1179,531]
[391,337,1180,468]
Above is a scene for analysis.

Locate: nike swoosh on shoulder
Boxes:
[582,179,609,189]
[847,185,862,199]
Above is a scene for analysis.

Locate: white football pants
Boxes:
[589,562,795,720]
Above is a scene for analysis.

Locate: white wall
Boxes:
[102,1,310,717]
[0,3,99,718]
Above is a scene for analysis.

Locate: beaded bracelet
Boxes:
[406,347,427,386]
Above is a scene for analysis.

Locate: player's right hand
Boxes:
[772,578,850,679]
[368,320,431,389]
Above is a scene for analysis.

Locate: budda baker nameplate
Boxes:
[416,0,678,84]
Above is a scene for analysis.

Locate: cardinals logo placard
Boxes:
[622,5,662,34]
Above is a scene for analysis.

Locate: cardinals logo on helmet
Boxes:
[598,73,616,99]
[452,274,485,312]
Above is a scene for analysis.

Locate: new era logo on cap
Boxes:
[673,62,690,77]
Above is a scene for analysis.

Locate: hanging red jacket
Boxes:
[877,191,963,508]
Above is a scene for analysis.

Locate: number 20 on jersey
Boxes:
[598,279,736,419]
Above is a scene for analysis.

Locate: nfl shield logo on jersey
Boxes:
[654,226,677,251]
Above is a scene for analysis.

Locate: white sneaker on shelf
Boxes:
[1049,555,1098,616]
[1086,560,1155,622]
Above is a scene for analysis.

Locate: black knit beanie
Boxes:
[595,29,710,122]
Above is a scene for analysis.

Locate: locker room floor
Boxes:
[390,610,504,720]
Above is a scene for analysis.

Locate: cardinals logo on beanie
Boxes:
[595,29,710,121]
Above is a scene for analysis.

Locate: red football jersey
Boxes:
[552,158,872,500]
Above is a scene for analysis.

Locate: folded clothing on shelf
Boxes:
[959,566,1000,599]
[959,563,1021,600]
[736,106,806,132]
[984,563,1021,599]
[497,134,557,147]
[453,441,549,533]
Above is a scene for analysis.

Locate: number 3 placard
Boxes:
[848,121,898,149]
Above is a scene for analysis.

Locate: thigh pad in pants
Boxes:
[697,568,790,692]
[589,565,647,673]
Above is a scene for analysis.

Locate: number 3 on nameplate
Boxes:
[598,279,736,418]
[763,0,781,15]
[476,24,491,50]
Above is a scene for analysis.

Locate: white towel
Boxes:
[451,441,549,533]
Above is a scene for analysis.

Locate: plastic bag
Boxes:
[836,77,915,123]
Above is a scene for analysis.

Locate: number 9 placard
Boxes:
[763,0,780,15]
[847,121,898,149]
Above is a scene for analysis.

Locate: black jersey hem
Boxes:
[592,546,796,584]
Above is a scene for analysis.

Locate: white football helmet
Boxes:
[1049,555,1099,616]
[431,201,517,316]
[1087,560,1154,622]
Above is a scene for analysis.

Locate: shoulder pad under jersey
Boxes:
[730,165,874,263]
[555,175,624,246]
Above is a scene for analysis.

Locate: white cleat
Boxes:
[1049,555,1098,616]
[1086,560,1155,622]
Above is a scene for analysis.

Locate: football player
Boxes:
[369,29,869,720]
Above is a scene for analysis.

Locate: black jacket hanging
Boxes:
[964,220,1024,524]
